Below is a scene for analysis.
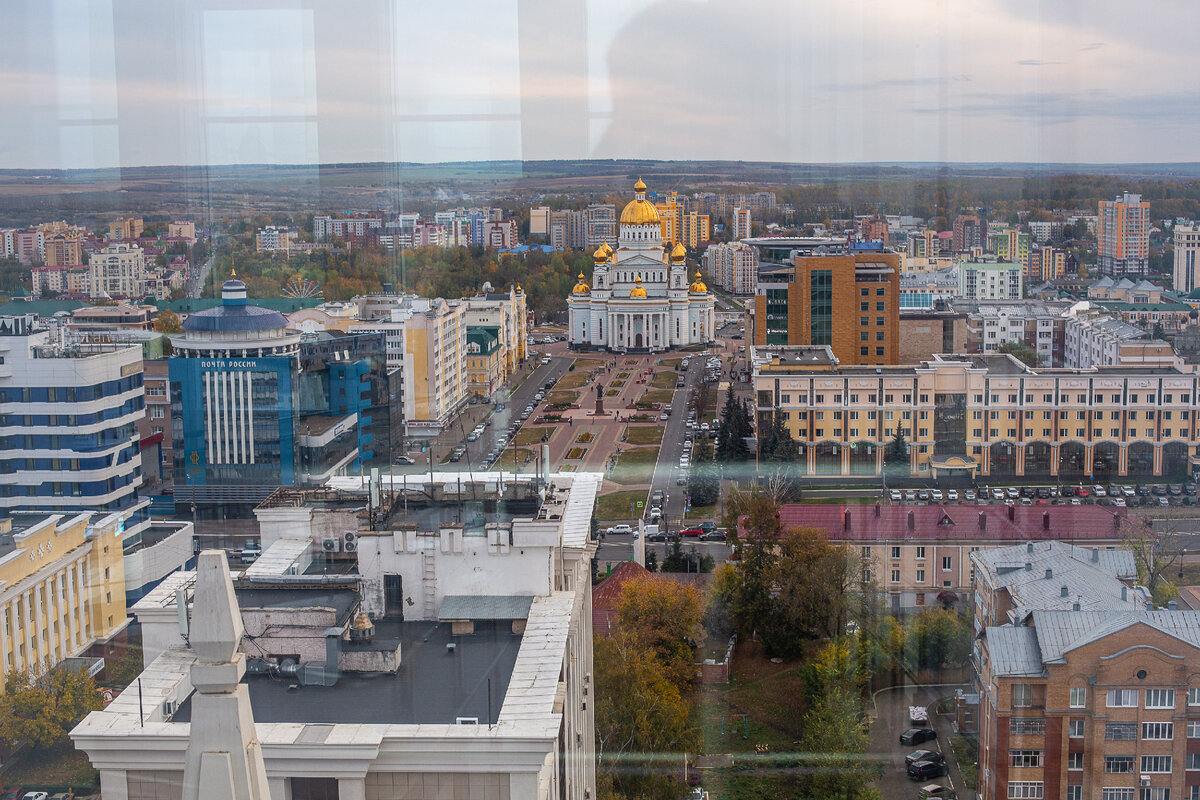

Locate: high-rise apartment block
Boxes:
[1173,222,1200,293]
[732,208,752,241]
[753,251,900,365]
[313,214,383,242]
[960,259,1024,300]
[856,214,889,245]
[529,206,550,237]
[703,241,759,295]
[89,242,146,299]
[255,225,299,253]
[107,217,144,241]
[43,229,83,266]
[1098,192,1150,276]
[954,214,983,252]
[680,210,710,249]
[167,221,196,242]
[1029,246,1071,283]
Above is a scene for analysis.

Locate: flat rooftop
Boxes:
[173,619,521,725]
[232,587,360,625]
[383,498,541,531]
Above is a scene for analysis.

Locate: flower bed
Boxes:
[617,371,630,379]
[576,432,594,443]
[565,447,587,459]
[605,389,619,397]
[624,359,637,365]
[628,413,654,422]
[610,379,626,387]
[558,464,577,472]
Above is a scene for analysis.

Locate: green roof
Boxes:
[154,296,322,314]
[1096,301,1193,312]
[466,326,500,354]
[0,299,87,316]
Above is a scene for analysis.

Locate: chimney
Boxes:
[1060,584,1069,597]
[1008,504,1015,522]
[978,512,987,531]
[1072,600,1081,611]
[874,503,881,517]
[1025,562,1032,571]
[1168,600,1178,611]
[1027,541,1034,554]
[1145,600,1154,610]
[1045,568,1053,580]
[1042,511,1050,530]
[1091,547,1099,562]
[907,510,915,531]
[1121,586,1128,601]
[844,509,852,531]
[1112,513,1120,529]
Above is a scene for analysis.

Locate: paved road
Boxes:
[187,233,220,298]
[648,354,709,526]
[595,535,731,571]
[871,683,971,800]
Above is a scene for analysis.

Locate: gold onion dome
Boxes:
[593,245,608,262]
[689,270,708,293]
[620,178,661,226]
[601,242,613,257]
[629,274,648,298]
[572,272,590,294]
[670,241,686,262]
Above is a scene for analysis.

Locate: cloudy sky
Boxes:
[1,0,1197,169]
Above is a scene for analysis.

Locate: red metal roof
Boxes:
[591,560,651,635]
[775,504,1128,542]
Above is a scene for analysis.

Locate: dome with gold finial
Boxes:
[670,242,686,263]
[629,274,648,298]
[619,177,661,226]
[572,272,590,294]
[593,245,607,263]
[689,270,708,293]
[601,242,613,258]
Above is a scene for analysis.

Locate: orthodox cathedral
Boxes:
[568,179,716,352]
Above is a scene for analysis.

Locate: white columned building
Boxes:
[568,178,715,352]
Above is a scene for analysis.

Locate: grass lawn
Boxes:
[546,390,580,406]
[660,357,684,367]
[610,446,660,485]
[513,426,554,446]
[641,389,674,404]
[625,427,663,445]
[496,447,534,469]
[555,371,592,390]
[2,745,99,792]
[651,370,678,388]
[573,358,604,369]
[595,489,648,521]
[686,503,717,519]
[950,735,979,790]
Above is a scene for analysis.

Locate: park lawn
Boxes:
[686,503,717,519]
[513,426,554,446]
[659,357,684,368]
[2,746,99,793]
[573,358,604,369]
[555,371,591,390]
[651,370,678,388]
[595,489,649,521]
[610,446,660,485]
[641,389,674,404]
[495,447,534,469]
[625,427,663,445]
[546,390,580,406]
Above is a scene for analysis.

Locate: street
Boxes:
[870,683,971,800]
[595,534,731,572]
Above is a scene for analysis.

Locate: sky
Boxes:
[1,0,1198,170]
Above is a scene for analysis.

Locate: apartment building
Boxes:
[900,267,960,309]
[752,348,1200,481]
[255,225,298,253]
[962,259,1024,301]
[167,221,195,243]
[89,242,147,299]
[857,214,889,245]
[0,511,130,688]
[974,610,1200,800]
[529,206,549,237]
[107,217,144,241]
[483,220,519,250]
[680,210,711,249]
[43,229,83,266]
[955,214,984,252]
[1029,246,1071,283]
[957,301,1068,365]
[703,241,759,295]
[990,230,1032,271]
[313,214,383,242]
[753,250,900,366]
[1174,223,1200,293]
[899,310,970,363]
[1063,308,1175,369]
[733,208,752,241]
[14,229,44,265]
[1098,193,1151,276]
[464,286,528,376]
[31,265,89,297]
[777,504,1130,613]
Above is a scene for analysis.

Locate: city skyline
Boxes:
[3,0,1200,170]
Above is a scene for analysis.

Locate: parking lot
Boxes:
[885,480,1195,508]
[871,684,971,800]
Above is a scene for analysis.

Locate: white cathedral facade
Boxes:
[568,179,716,352]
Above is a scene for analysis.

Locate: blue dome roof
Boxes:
[182,303,289,332]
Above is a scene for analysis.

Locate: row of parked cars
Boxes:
[890,481,1195,507]
[1,789,67,800]
[898,722,957,799]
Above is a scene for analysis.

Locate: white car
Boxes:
[889,489,902,501]
[700,423,710,432]
[649,506,662,518]
[607,524,632,535]
[946,489,959,501]
[930,489,943,502]
[393,455,416,465]
[660,412,669,421]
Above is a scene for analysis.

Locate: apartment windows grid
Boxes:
[1142,722,1173,740]
[1104,756,1134,773]
[1146,689,1175,708]
[1108,689,1138,707]
[1008,782,1043,799]
[1069,719,1085,738]
[1140,755,1172,773]
[1011,718,1045,735]
[1013,684,1034,708]
[1010,750,1043,768]
[1069,687,1086,708]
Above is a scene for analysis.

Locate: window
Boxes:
[1009,750,1043,768]
[891,547,901,559]
[1146,689,1175,708]
[916,570,925,583]
[1008,782,1043,799]
[1069,687,1086,708]
[1067,752,1083,770]
[1107,689,1137,707]
[1189,687,1200,706]
[1102,790,1135,800]
[1066,788,1081,800]
[915,546,925,559]
[1105,722,1137,741]
[1012,684,1033,708]
[1141,722,1173,740]
[1188,720,1200,738]
[942,556,952,571]
[1010,717,1045,735]
[891,570,900,584]
[1188,753,1200,770]
[1104,756,1134,773]
[1140,755,1172,773]
[1069,719,1085,738]
[1142,789,1170,800]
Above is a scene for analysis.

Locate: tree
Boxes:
[615,574,703,691]
[997,340,1039,367]
[153,309,182,334]
[1121,518,1185,605]
[884,429,909,476]
[720,488,783,644]
[901,607,972,672]
[0,667,103,751]
[799,684,878,800]
[762,526,856,657]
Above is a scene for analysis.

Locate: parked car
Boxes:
[899,728,937,745]
[681,526,703,537]
[946,489,958,501]
[0,789,24,800]
[963,490,976,501]
[607,524,632,535]
[1112,497,1126,507]
[21,793,48,800]
[917,489,930,501]
[393,455,416,465]
[905,750,945,767]
[930,489,943,502]
[699,530,726,541]
[1158,496,1170,506]
[918,785,957,800]
[239,543,262,564]
[905,490,917,501]
[698,521,716,534]
[889,489,902,501]
[660,413,669,421]
[1005,487,1019,499]
[1092,485,1107,497]
[908,760,947,780]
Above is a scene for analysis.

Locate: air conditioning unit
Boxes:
[343,530,358,549]
[321,537,341,553]
[343,539,358,554]
[162,700,178,719]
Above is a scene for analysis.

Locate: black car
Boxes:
[908,760,947,780]
[646,532,667,542]
[698,521,716,534]
[900,728,937,746]
[1035,487,1050,499]
[905,749,944,767]
[699,530,725,541]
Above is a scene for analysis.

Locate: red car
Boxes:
[681,526,703,537]
[1,789,24,800]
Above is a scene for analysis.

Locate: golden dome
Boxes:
[593,245,607,262]
[689,270,708,293]
[572,272,590,294]
[601,242,613,256]
[670,241,686,262]
[620,178,661,227]
[629,274,648,298]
